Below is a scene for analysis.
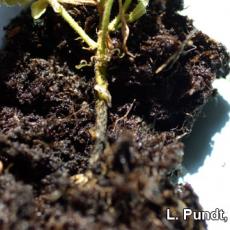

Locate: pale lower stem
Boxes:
[89,100,108,165]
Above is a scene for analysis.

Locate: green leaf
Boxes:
[0,0,31,6]
[31,0,48,20]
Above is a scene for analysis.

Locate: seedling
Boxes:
[0,0,149,164]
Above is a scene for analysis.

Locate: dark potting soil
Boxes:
[0,1,229,229]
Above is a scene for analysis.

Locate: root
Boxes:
[113,99,136,132]
[155,29,198,74]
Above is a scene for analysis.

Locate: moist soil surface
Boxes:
[0,1,229,229]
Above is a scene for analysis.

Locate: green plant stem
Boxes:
[58,4,97,49]
[128,0,149,23]
[98,0,105,5]
[108,0,132,31]
[97,0,114,56]
[90,0,114,165]
[109,0,149,31]
[94,0,113,104]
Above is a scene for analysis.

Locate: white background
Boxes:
[182,1,230,230]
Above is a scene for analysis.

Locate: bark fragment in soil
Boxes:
[0,1,229,229]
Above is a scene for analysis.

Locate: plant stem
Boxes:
[58,4,97,49]
[128,0,149,23]
[90,0,114,165]
[97,0,114,56]
[109,0,149,31]
[108,0,132,31]
[94,0,113,104]
[89,100,108,165]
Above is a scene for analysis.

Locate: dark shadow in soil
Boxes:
[0,7,21,47]
[182,94,230,174]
